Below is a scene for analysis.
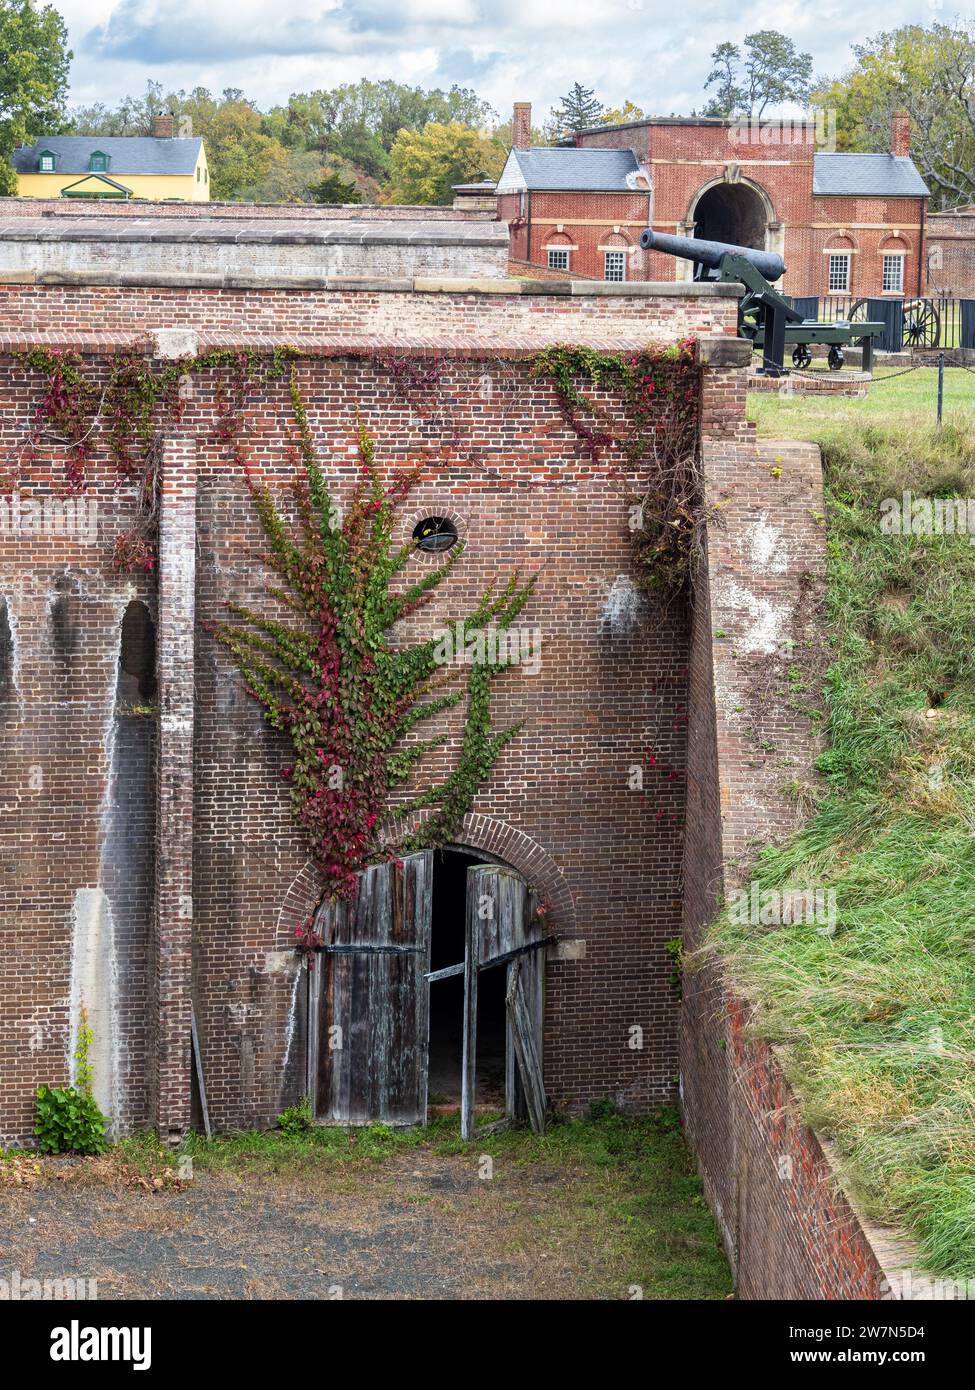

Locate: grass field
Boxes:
[706,370,975,1280]
[749,365,975,439]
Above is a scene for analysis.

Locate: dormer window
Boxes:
[89,151,109,173]
[38,150,57,172]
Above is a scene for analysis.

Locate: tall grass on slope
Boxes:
[707,417,975,1280]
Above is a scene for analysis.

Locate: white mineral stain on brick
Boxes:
[743,516,789,576]
[280,965,303,1096]
[68,886,120,1135]
[717,578,792,655]
[599,574,644,637]
[1,589,21,699]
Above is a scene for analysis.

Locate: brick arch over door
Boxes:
[687,175,776,250]
[275,811,576,944]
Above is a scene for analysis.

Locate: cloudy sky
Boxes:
[57,0,935,118]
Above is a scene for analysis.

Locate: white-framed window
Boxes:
[604,250,626,282]
[882,252,904,293]
[38,152,55,172]
[828,252,850,293]
[547,248,569,271]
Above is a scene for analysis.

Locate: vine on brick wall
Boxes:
[205,365,536,904]
[530,338,705,596]
[5,339,706,597]
[6,346,295,571]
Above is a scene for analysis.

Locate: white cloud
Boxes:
[57,0,931,121]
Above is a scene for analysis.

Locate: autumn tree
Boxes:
[600,100,646,127]
[387,121,504,205]
[0,0,71,193]
[813,20,975,210]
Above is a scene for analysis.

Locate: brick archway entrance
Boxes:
[693,180,768,250]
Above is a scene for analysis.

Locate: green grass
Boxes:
[708,386,975,1279]
[749,365,975,439]
[118,1109,732,1299]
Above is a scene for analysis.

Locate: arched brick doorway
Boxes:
[693,181,768,249]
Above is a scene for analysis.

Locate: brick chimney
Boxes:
[152,113,175,139]
[891,110,911,157]
[513,102,532,151]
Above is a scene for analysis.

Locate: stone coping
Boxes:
[0,216,507,248]
[0,265,745,298]
[0,330,748,362]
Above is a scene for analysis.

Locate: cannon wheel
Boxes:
[792,345,812,369]
[827,345,845,371]
[903,298,941,348]
[848,298,872,324]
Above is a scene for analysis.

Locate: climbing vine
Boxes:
[6,345,296,571]
[530,339,705,596]
[205,365,536,903]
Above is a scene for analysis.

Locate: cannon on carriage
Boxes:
[638,229,885,377]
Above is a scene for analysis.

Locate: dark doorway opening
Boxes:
[693,182,767,250]
[427,847,506,1109]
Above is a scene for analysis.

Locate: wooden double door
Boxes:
[306,852,547,1136]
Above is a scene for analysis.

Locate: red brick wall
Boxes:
[0,283,740,1145]
[499,190,651,281]
[926,210,975,295]
[0,357,157,1145]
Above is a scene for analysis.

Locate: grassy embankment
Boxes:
[708,366,975,1278]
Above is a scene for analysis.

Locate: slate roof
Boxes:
[12,136,203,177]
[813,153,928,197]
[496,147,645,193]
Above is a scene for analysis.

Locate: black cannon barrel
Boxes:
[640,228,785,283]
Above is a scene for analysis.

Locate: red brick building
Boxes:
[498,101,929,300]
[926,205,975,295]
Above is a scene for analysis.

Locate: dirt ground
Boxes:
[0,1118,733,1300]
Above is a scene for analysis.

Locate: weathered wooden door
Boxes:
[461,864,547,1139]
[309,852,432,1125]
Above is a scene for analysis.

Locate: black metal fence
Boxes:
[787,295,975,353]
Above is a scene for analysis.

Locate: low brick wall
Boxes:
[748,369,871,397]
[0,197,494,222]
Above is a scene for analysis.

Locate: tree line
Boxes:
[1,1,973,210]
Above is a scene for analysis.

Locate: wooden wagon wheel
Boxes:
[848,298,872,323]
[903,298,941,348]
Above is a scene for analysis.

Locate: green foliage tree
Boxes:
[307,167,362,204]
[544,83,605,141]
[68,76,500,203]
[703,30,813,117]
[0,0,71,194]
[813,21,975,210]
[387,121,504,205]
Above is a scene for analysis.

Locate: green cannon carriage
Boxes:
[639,229,885,377]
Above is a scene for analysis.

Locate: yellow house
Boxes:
[12,119,209,202]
